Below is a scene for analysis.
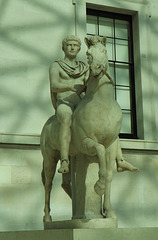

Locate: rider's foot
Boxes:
[58,159,69,173]
[117,159,139,172]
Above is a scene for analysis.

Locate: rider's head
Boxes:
[62,35,81,55]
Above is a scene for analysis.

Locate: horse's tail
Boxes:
[41,164,45,186]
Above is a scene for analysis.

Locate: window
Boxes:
[86,9,137,138]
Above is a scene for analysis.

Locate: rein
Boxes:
[105,72,115,86]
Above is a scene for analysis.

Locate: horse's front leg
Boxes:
[94,144,107,196]
[103,144,117,218]
[103,167,116,218]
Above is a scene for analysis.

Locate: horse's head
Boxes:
[85,36,109,77]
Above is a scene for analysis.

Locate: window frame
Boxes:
[86,8,138,139]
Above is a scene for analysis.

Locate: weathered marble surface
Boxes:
[40,35,138,223]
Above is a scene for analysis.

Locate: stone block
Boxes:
[0,166,11,184]
[0,149,22,166]
[72,155,103,219]
[0,228,158,240]
[44,218,118,230]
[11,166,31,184]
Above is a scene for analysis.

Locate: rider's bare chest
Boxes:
[59,68,70,80]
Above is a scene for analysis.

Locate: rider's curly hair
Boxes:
[62,35,81,51]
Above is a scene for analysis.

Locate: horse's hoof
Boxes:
[58,167,69,174]
[106,210,117,219]
[94,181,105,196]
[58,160,69,174]
[43,215,52,222]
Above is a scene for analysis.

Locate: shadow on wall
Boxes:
[0,0,77,135]
[0,146,72,231]
[0,0,158,135]
[111,150,158,228]
[0,0,77,232]
[0,146,44,231]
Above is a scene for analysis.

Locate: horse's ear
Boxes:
[101,36,107,46]
[84,37,91,48]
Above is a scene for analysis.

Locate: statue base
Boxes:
[71,154,103,219]
[44,218,118,230]
[1,227,158,240]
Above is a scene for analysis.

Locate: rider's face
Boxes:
[63,40,80,58]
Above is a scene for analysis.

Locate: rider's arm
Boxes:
[49,62,76,93]
[76,68,90,96]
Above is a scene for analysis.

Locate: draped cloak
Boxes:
[51,60,89,109]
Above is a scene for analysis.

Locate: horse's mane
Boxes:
[85,36,115,85]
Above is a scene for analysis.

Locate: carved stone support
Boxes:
[71,154,103,219]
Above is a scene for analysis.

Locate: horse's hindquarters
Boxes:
[40,115,60,152]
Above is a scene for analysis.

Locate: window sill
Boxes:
[0,134,158,152]
[0,133,40,146]
[120,139,158,152]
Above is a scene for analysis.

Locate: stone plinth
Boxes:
[71,154,103,219]
[1,228,158,240]
[44,218,118,230]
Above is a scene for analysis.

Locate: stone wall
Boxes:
[0,0,76,135]
[0,140,158,231]
[0,228,158,240]
[0,144,72,231]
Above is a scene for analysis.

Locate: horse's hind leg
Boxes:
[42,147,59,222]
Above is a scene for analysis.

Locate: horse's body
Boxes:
[41,36,126,222]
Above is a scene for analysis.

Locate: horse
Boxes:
[40,36,135,222]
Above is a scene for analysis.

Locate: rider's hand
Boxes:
[75,84,86,96]
[69,84,77,92]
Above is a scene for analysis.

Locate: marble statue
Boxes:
[40,35,138,222]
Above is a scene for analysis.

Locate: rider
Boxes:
[49,35,89,173]
[49,35,138,174]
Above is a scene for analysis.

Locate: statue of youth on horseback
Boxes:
[41,35,139,222]
[49,35,137,174]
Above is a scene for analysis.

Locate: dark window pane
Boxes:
[115,19,130,39]
[116,86,131,109]
[115,63,130,86]
[120,110,132,134]
[115,39,129,62]
[106,38,115,61]
[87,15,98,35]
[99,17,114,37]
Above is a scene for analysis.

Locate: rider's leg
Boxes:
[56,104,73,173]
[116,137,139,172]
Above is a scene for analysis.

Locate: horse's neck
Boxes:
[86,74,114,100]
